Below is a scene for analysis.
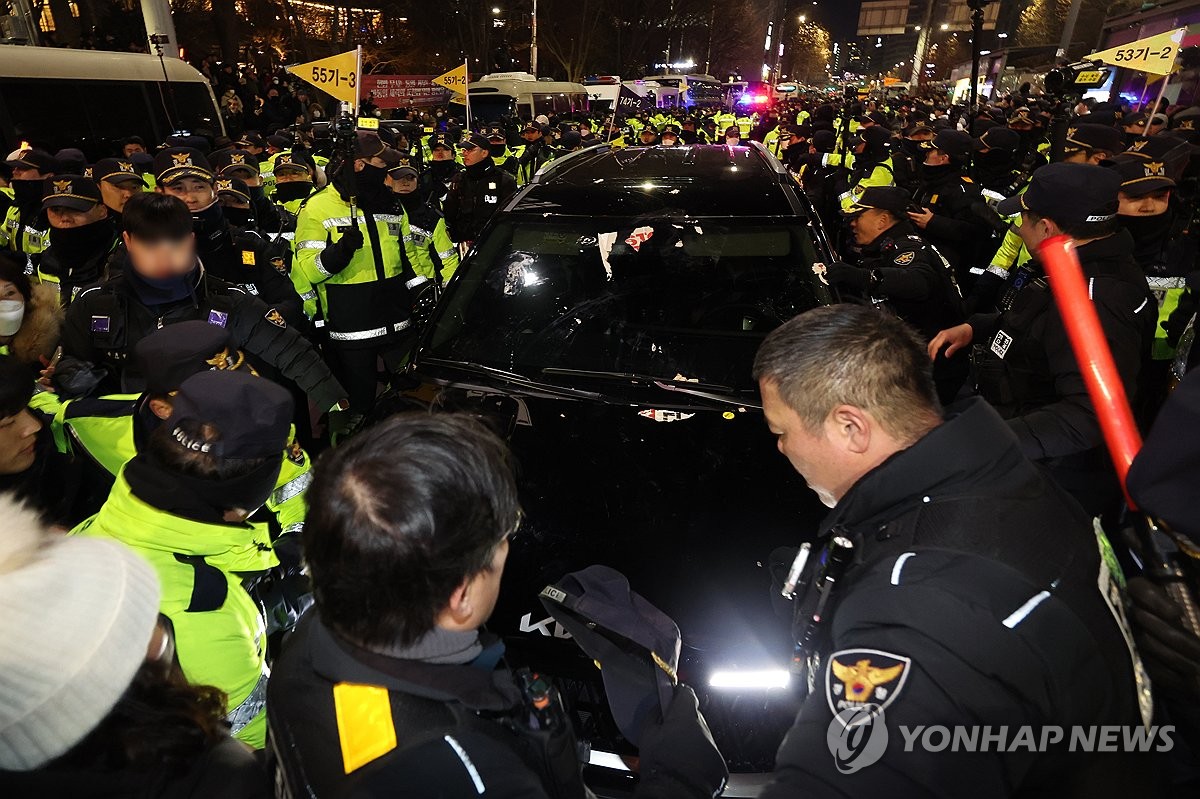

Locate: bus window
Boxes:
[568,93,588,112]
[533,93,556,117]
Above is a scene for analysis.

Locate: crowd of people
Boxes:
[0,79,1198,797]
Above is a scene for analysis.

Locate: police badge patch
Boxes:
[264,308,287,328]
[826,649,911,717]
[991,329,1014,359]
[894,251,916,266]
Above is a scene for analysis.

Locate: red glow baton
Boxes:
[1036,235,1143,507]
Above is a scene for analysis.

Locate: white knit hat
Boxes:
[0,495,161,770]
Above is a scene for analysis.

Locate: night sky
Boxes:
[809,0,864,42]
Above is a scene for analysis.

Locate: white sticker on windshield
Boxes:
[638,409,696,423]
[597,231,618,280]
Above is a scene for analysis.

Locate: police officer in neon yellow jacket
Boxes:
[294,132,429,413]
[1,148,56,268]
[385,159,459,286]
[74,370,296,749]
[41,321,312,540]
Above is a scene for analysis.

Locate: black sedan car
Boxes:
[396,143,837,795]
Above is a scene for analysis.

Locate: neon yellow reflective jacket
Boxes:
[73,472,277,748]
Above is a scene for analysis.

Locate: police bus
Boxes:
[461,72,589,123]
[0,45,224,159]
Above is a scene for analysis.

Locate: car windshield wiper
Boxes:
[419,358,606,401]
[540,368,761,409]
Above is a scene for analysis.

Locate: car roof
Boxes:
[512,144,798,217]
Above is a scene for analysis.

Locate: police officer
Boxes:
[443,133,517,249]
[211,148,285,233]
[386,157,459,286]
[91,157,147,221]
[37,175,119,307]
[58,192,346,412]
[753,305,1150,795]
[1,149,56,268]
[422,134,462,204]
[909,129,999,287]
[154,147,303,325]
[838,125,896,212]
[486,127,518,175]
[638,124,660,146]
[972,126,1026,198]
[930,164,1156,515]
[824,186,967,403]
[74,370,295,750]
[293,132,426,415]
[513,122,550,186]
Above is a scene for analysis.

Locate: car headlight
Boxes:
[708,668,791,690]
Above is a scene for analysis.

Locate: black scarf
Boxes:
[126,263,199,309]
[47,217,116,272]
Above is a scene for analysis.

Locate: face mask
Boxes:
[1120,211,1173,244]
[0,298,24,336]
[355,164,393,212]
[919,162,955,182]
[10,179,42,212]
[48,216,115,268]
[488,143,507,158]
[274,181,313,203]
[191,200,226,239]
[223,206,253,228]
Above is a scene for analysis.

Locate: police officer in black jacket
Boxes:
[909,129,1002,287]
[443,133,518,249]
[59,192,346,412]
[930,163,1156,516]
[823,186,968,403]
[754,306,1153,797]
[267,414,728,799]
[153,147,303,327]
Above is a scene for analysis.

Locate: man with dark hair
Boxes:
[931,163,1155,514]
[822,186,967,403]
[74,370,295,749]
[267,413,727,798]
[58,192,346,413]
[752,305,1150,795]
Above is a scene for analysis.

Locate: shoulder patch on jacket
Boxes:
[264,308,286,328]
[894,251,916,266]
[334,682,398,774]
[826,648,911,716]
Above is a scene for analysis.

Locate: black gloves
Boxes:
[320,226,365,275]
[51,356,107,399]
[825,261,871,292]
[1127,576,1200,702]
[637,685,728,798]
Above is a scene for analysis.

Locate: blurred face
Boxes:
[460,144,487,166]
[760,380,851,508]
[100,178,143,213]
[47,202,107,229]
[431,146,455,161]
[1119,188,1170,217]
[160,177,216,211]
[123,230,196,280]
[123,142,146,158]
[0,408,41,475]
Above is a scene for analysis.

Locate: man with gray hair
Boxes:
[752,305,1153,796]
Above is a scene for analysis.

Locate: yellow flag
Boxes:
[287,49,359,103]
[1086,28,1186,76]
[433,63,469,97]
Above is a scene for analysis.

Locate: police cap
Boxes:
[153,147,214,185]
[1062,123,1125,157]
[996,163,1120,223]
[922,129,979,161]
[211,149,261,177]
[428,134,456,152]
[41,175,101,212]
[7,149,57,173]
[272,151,314,176]
[133,320,232,395]
[215,176,252,205]
[92,158,146,187]
[166,370,293,462]
[458,133,490,151]
[1106,154,1175,197]
[842,185,912,217]
[976,126,1021,152]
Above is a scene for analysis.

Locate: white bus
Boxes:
[462,72,589,123]
[0,45,223,159]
